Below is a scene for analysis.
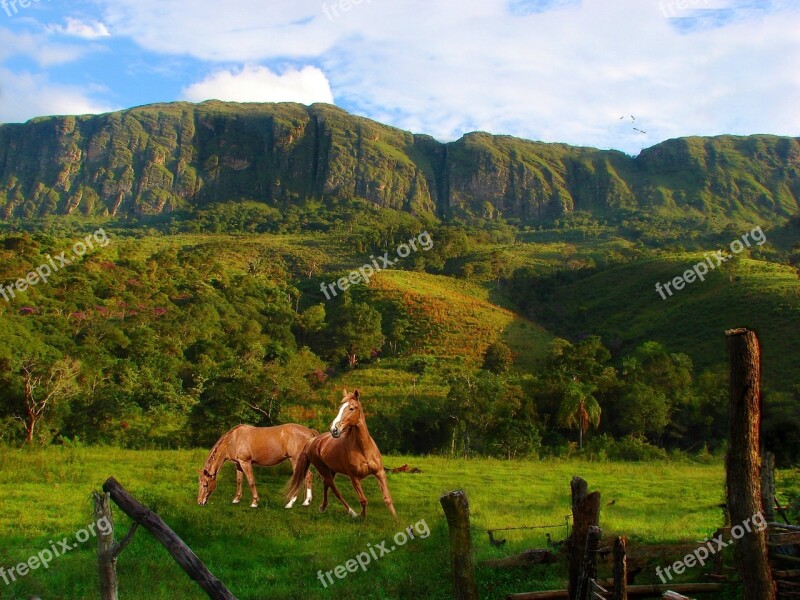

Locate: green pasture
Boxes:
[0,447,778,599]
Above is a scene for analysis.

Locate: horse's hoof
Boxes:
[318,505,327,513]
[302,501,312,507]
[250,503,259,508]
[232,499,240,505]
[348,508,359,518]
[284,502,295,509]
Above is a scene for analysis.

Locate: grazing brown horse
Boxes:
[286,389,396,519]
[198,424,317,508]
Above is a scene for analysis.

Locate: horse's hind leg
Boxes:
[241,462,259,508]
[327,476,358,518]
[232,467,244,505]
[285,458,299,509]
[349,477,368,518]
[303,468,313,506]
[316,465,356,517]
[375,469,397,519]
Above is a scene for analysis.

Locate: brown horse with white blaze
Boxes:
[286,389,396,519]
[198,424,317,508]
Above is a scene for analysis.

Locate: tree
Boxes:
[327,295,384,368]
[481,341,513,374]
[616,382,671,439]
[557,380,600,449]
[18,358,80,444]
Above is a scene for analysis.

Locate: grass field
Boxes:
[1,447,786,600]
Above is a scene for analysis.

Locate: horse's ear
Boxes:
[342,388,348,397]
[353,389,360,399]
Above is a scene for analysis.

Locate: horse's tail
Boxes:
[285,439,313,502]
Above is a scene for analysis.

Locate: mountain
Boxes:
[0,101,798,225]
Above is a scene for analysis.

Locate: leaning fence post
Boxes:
[102,477,236,600]
[440,490,479,600]
[725,328,776,600]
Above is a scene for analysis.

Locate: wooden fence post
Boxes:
[725,328,776,600]
[93,491,119,600]
[575,526,601,600]
[102,477,237,600]
[93,491,138,600]
[440,490,479,600]
[568,477,600,600]
[613,536,627,600]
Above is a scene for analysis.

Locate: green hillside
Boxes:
[532,255,799,392]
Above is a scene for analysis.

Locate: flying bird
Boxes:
[633,127,647,134]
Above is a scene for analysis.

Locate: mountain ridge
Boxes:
[1,101,798,224]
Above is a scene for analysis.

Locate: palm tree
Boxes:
[558,380,601,449]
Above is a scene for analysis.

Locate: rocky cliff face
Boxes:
[0,101,798,223]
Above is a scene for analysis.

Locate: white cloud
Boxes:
[0,28,88,67]
[46,18,111,39]
[181,65,334,105]
[0,67,116,124]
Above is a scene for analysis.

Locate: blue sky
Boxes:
[0,0,797,154]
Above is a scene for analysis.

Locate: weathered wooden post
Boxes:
[725,328,776,600]
[568,477,600,600]
[440,490,479,600]
[613,536,627,600]
[93,491,138,600]
[94,491,119,600]
[575,526,601,600]
[761,450,776,522]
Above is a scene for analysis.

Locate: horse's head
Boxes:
[197,468,218,506]
[330,388,363,438]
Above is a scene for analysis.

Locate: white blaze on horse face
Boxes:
[330,401,349,436]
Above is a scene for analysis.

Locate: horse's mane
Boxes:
[203,424,245,473]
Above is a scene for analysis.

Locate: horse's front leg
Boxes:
[320,481,329,513]
[232,466,244,505]
[349,476,368,519]
[241,462,259,508]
